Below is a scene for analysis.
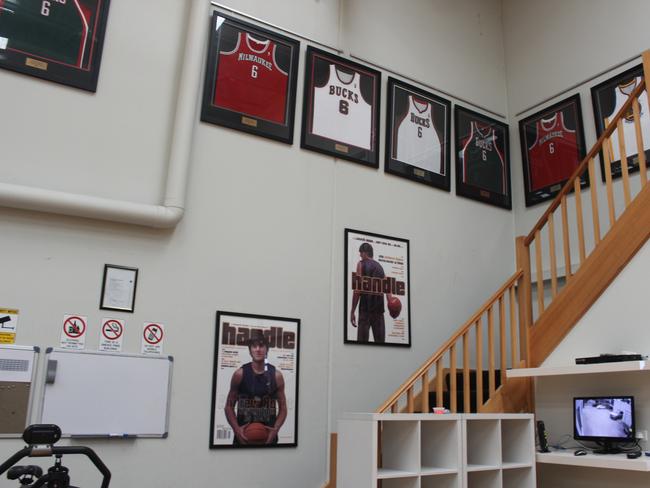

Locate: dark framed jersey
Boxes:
[0,0,111,91]
[518,94,588,207]
[591,64,650,182]
[301,46,381,168]
[200,12,300,145]
[385,77,451,191]
[454,105,512,210]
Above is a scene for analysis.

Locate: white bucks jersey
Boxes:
[312,64,372,150]
[607,77,650,162]
[395,96,443,174]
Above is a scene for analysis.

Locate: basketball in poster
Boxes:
[345,229,411,347]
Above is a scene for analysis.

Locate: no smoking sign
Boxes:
[99,318,125,352]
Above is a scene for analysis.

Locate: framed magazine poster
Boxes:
[591,64,650,182]
[201,12,300,144]
[385,77,451,190]
[210,311,300,449]
[454,106,512,209]
[0,0,111,92]
[519,94,588,206]
[344,229,410,347]
[301,46,381,167]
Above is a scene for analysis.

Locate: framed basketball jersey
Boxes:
[591,64,650,182]
[519,94,588,207]
[301,47,381,167]
[0,0,111,91]
[385,77,451,191]
[454,105,512,210]
[200,12,300,144]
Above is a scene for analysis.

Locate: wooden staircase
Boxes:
[323,50,650,487]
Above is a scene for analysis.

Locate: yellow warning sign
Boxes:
[0,332,16,344]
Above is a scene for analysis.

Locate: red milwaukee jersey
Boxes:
[213,32,288,124]
[527,112,579,191]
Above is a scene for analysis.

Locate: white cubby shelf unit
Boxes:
[337,413,536,488]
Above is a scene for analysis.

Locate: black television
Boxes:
[573,396,635,454]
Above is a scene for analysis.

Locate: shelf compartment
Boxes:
[465,419,501,467]
[420,473,461,488]
[501,418,534,465]
[467,469,501,488]
[421,419,461,471]
[502,466,535,487]
[420,467,458,476]
[380,420,420,474]
[380,476,420,488]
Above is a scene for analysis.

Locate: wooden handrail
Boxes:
[376,269,522,413]
[524,79,646,246]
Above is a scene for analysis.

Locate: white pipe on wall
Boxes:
[0,0,210,229]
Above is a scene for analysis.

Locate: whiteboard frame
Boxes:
[38,348,173,438]
[0,344,40,438]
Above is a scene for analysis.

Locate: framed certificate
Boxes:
[519,94,588,206]
[591,64,649,182]
[201,12,300,144]
[345,229,411,347]
[301,46,381,167]
[210,311,300,448]
[455,106,512,209]
[99,264,138,313]
[385,77,451,190]
[0,0,111,92]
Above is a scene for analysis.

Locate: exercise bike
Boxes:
[0,425,110,488]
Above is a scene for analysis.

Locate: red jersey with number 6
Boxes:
[213,32,288,124]
[527,112,579,191]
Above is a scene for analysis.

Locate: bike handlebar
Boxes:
[0,445,111,488]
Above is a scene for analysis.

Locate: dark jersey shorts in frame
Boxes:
[385,77,451,191]
[519,94,588,207]
[454,105,511,209]
[0,0,111,91]
[201,12,300,144]
[301,46,381,168]
[591,64,650,182]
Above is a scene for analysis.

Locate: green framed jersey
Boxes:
[0,0,111,91]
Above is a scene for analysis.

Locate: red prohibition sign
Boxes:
[102,320,123,340]
[63,316,86,338]
[143,324,163,345]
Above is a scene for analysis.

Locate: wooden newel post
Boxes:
[516,236,535,413]
[515,236,532,366]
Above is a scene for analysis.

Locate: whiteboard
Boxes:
[0,345,39,437]
[39,349,173,437]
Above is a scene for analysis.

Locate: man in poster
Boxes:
[224,331,287,445]
[350,242,394,343]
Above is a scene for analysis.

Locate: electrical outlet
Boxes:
[636,430,647,440]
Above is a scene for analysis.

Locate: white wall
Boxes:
[0,1,513,487]
[503,0,650,240]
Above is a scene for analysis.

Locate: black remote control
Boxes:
[537,420,550,452]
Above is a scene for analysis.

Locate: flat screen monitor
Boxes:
[573,396,635,454]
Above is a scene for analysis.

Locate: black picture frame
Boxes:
[99,264,138,313]
[0,0,111,92]
[200,12,300,144]
[210,311,300,449]
[591,64,649,182]
[301,46,381,167]
[344,229,411,347]
[519,94,588,206]
[385,77,451,190]
[454,106,512,209]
